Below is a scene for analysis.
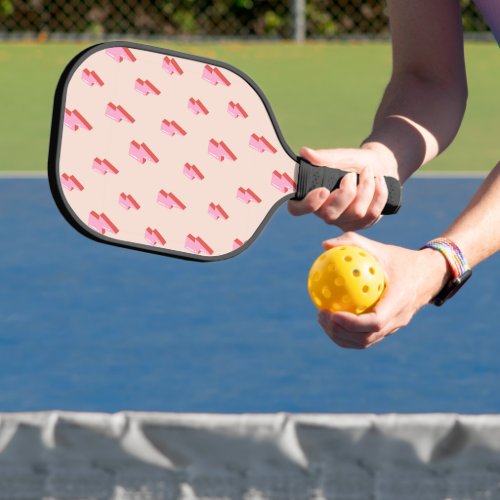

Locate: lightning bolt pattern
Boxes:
[58,46,296,258]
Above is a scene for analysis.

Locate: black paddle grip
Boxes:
[294,157,402,215]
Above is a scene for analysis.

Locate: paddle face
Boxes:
[49,41,298,262]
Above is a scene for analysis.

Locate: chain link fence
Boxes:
[0,0,491,40]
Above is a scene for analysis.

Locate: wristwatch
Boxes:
[421,238,472,306]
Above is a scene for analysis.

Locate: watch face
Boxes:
[432,269,472,306]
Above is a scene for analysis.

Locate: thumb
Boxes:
[299,147,366,170]
[322,231,368,250]
[299,146,325,166]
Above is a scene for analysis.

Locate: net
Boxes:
[1,412,500,499]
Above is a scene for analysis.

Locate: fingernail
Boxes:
[319,189,329,200]
[341,172,355,186]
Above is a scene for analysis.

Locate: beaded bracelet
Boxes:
[420,237,472,306]
[421,238,470,278]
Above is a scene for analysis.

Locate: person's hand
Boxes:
[288,145,398,231]
[316,232,451,349]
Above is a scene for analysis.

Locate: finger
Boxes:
[339,213,383,232]
[332,290,401,338]
[288,188,330,216]
[342,165,376,221]
[365,336,386,348]
[330,322,370,347]
[315,172,357,224]
[318,310,333,330]
[319,309,390,349]
[385,328,400,337]
[330,336,364,349]
[362,174,389,224]
[360,328,398,348]
[328,326,379,349]
[366,289,410,336]
[319,311,370,348]
[322,170,390,231]
[330,317,390,349]
[320,320,365,349]
[329,311,385,335]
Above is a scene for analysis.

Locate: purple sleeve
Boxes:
[473,0,500,45]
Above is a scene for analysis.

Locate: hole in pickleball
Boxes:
[356,306,366,314]
[342,295,351,304]
[378,284,382,291]
[352,269,360,277]
[327,264,335,272]
[334,277,344,286]
[333,303,342,311]
[344,256,352,262]
[369,267,375,275]
[313,271,321,282]
[322,286,332,299]
[362,285,369,293]
[359,251,366,257]
[313,294,322,307]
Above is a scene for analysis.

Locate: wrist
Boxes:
[361,141,399,178]
[417,248,453,303]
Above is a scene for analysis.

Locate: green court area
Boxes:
[0,41,497,173]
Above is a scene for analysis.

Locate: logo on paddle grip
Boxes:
[294,157,402,215]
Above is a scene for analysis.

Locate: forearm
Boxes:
[441,162,500,267]
[362,73,467,182]
[419,162,500,302]
[361,0,467,183]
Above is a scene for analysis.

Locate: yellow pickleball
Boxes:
[308,245,385,314]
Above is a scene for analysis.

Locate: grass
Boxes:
[0,40,497,172]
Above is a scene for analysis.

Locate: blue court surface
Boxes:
[0,176,498,413]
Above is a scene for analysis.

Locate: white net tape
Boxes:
[0,412,500,499]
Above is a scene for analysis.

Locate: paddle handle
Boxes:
[293,157,402,215]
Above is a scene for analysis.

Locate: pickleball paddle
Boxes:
[48,41,401,262]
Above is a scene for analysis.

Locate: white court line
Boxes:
[0,170,489,179]
[414,170,487,178]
